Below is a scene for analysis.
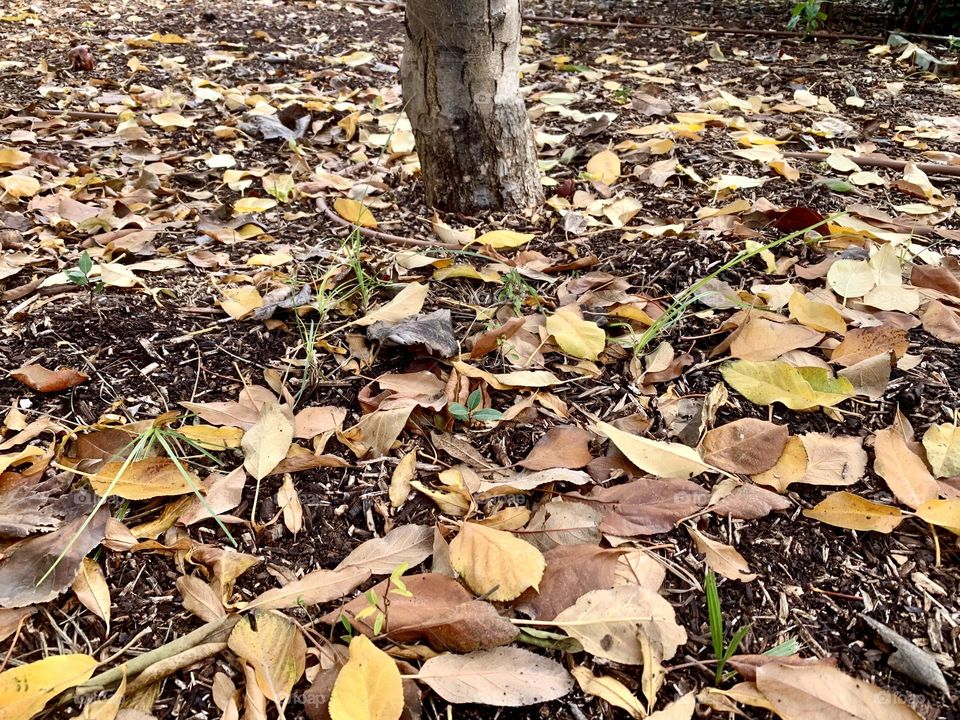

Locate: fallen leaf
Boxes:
[826,259,876,298]
[915,499,960,534]
[294,406,347,439]
[586,149,621,185]
[730,317,824,361]
[860,615,950,696]
[328,635,403,720]
[837,353,891,400]
[755,660,922,719]
[449,522,545,601]
[277,475,303,534]
[788,292,846,334]
[339,406,413,459]
[517,544,624,620]
[0,508,108,608]
[688,527,756,582]
[10,364,87,393]
[921,422,960,478]
[335,524,433,576]
[803,492,903,532]
[647,692,696,720]
[798,433,867,486]
[721,360,853,410]
[751,436,808,492]
[417,647,573,706]
[355,283,428,327]
[708,480,791,519]
[176,575,226,622]
[71,557,111,629]
[233,196,277,214]
[227,610,306,707]
[0,654,98,720]
[242,399,293,480]
[524,499,602,551]
[700,419,788,475]
[546,306,606,361]
[587,478,709,536]
[469,230,534,249]
[873,426,938,509]
[554,585,686,665]
[572,666,645,719]
[831,325,908,367]
[920,301,960,344]
[249,567,371,610]
[78,673,125,720]
[596,421,710,479]
[88,458,199,500]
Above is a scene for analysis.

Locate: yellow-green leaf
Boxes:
[803,491,903,532]
[0,654,98,720]
[329,635,404,720]
[721,360,853,410]
[227,610,306,706]
[546,306,606,360]
[921,422,960,478]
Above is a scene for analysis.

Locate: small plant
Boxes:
[613,86,632,104]
[449,389,504,425]
[497,269,541,316]
[65,250,104,303]
[705,569,751,685]
[340,563,413,640]
[787,0,827,33]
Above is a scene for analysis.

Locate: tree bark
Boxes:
[401,0,543,213]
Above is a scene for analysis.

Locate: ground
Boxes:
[0,0,959,719]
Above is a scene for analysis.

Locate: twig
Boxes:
[784,151,960,177]
[316,196,460,250]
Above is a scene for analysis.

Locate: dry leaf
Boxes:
[587,478,709,536]
[831,325,908,367]
[294,406,347,439]
[751,436,808,492]
[921,422,960,478]
[355,283,428,327]
[0,508,108,608]
[721,360,853,410]
[227,610,306,707]
[797,433,867,486]
[555,585,686,665]
[517,544,624,620]
[788,292,846,334]
[873,426,938,509]
[72,557,111,629]
[333,198,377,228]
[88,458,199,500]
[920,301,960,344]
[418,647,573,705]
[755,660,922,719]
[176,575,226,622]
[730,316,824,361]
[10,364,88,392]
[546,306,606,361]
[249,567,371,610]
[179,466,247,525]
[277,475,303,534]
[571,666,645,719]
[328,635,403,720]
[389,451,416,508]
[596,421,710,479]
[586,149,621,184]
[803,492,903,532]
[915,499,960,534]
[688,527,756,582]
[242,399,293,480]
[0,654,98,720]
[700,419,788,475]
[468,230,534,249]
[449,522,544,601]
[336,524,433,575]
[827,259,876,298]
[520,427,593,470]
[340,406,413,459]
[647,692,696,720]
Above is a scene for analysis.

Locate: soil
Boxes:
[0,0,958,719]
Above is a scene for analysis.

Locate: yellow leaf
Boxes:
[88,457,199,500]
[449,522,545,601]
[921,422,960,478]
[787,292,846,334]
[334,198,378,228]
[0,147,31,170]
[873,426,938,509]
[751,436,808,492]
[78,674,125,720]
[178,424,244,450]
[469,230,534,249]
[329,635,404,720]
[720,360,853,410]
[247,253,293,267]
[233,197,277,214]
[432,264,501,283]
[596,421,710,479]
[227,610,306,707]
[803,491,903,532]
[586,149,621,184]
[546,306,606,360]
[72,558,111,630]
[220,286,263,320]
[827,259,875,299]
[149,112,195,129]
[572,666,646,719]
[0,175,41,198]
[355,282,428,327]
[389,451,416,508]
[0,654,98,720]
[915,499,960,535]
[147,32,189,43]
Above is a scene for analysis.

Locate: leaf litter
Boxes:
[0,0,958,719]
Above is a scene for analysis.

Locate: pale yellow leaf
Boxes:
[354,282,428,327]
[921,422,960,478]
[233,197,277,214]
[915,499,960,535]
[329,635,404,720]
[72,558,111,630]
[88,458,198,500]
[227,610,306,706]
[787,292,845,334]
[0,175,41,198]
[389,451,416,508]
[586,149,621,184]
[149,112,195,129]
[449,522,545,601]
[571,666,645,719]
[469,230,534,249]
[688,527,756,582]
[546,306,606,360]
[0,654,97,720]
[220,286,263,320]
[596,421,710,479]
[241,399,294,481]
[826,259,876,298]
[803,491,903,532]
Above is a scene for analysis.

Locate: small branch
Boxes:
[784,151,960,177]
[316,196,460,250]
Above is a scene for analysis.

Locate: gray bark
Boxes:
[401,0,543,213]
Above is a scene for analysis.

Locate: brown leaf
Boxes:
[0,607,34,643]
[176,575,226,622]
[71,557,111,630]
[728,654,835,682]
[293,406,347,439]
[798,433,867,486]
[920,300,960,344]
[515,545,624,620]
[751,436,808,492]
[0,507,108,608]
[335,524,433,575]
[688,527,756,582]
[10,364,88,393]
[700,419,788,475]
[586,478,709,537]
[873,426,938,509]
[339,406,413,459]
[707,479,791,519]
[730,317,824,361]
[519,426,593,470]
[249,566,371,610]
[524,498,602,551]
[911,259,960,298]
[323,573,518,652]
[754,660,923,719]
[830,325,908,367]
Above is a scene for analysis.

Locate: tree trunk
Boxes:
[401,0,543,213]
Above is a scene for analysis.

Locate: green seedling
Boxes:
[787,0,827,33]
[342,563,413,640]
[65,250,105,303]
[449,389,503,425]
[705,569,751,685]
[497,269,541,316]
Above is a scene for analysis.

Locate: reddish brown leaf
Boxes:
[920,301,960,344]
[830,325,908,367]
[11,364,88,393]
[728,654,836,682]
[584,478,710,536]
[519,427,593,471]
[700,419,789,475]
[515,544,624,620]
